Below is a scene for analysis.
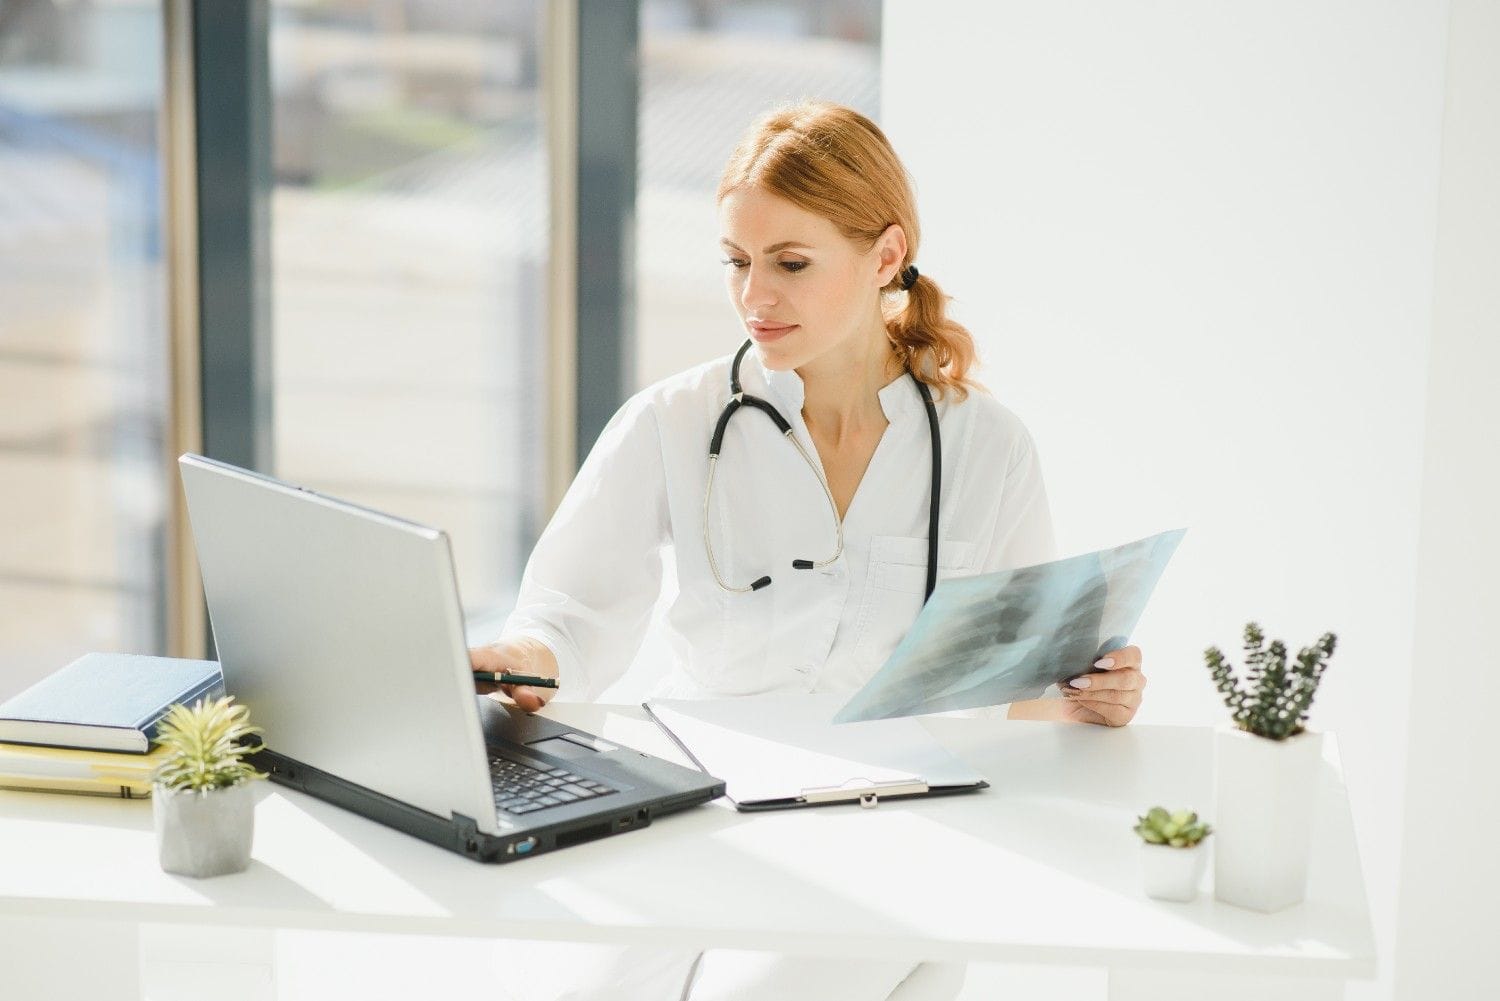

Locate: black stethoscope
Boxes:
[704,338,943,602]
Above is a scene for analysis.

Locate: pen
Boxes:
[473,672,559,689]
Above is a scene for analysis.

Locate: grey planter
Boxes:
[152,780,256,878]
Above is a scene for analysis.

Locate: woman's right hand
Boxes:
[468,635,560,713]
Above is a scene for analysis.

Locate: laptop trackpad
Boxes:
[527,733,618,759]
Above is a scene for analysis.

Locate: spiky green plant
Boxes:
[1204,622,1337,740]
[152,696,266,792]
[1134,806,1212,848]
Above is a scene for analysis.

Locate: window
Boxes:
[0,1,169,695]
[267,2,549,636]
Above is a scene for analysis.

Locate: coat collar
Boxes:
[753,354,921,425]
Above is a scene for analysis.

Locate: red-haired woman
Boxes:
[471,101,1146,999]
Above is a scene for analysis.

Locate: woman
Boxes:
[471,102,1146,1000]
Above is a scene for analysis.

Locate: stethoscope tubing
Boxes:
[705,339,941,603]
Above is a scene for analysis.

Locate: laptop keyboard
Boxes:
[489,755,617,815]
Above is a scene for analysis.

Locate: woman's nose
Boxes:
[740,265,776,311]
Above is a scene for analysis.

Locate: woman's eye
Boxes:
[780,261,808,273]
[720,258,748,269]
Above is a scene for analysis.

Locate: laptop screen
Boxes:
[179,454,501,833]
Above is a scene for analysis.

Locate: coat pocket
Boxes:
[854,535,976,664]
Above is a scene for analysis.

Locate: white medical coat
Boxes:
[503,350,1058,705]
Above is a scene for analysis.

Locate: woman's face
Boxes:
[718,185,897,372]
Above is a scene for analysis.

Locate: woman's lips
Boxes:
[748,322,798,343]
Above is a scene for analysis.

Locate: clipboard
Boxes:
[642,693,987,811]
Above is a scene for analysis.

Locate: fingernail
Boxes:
[1094,658,1114,669]
[1070,677,1092,689]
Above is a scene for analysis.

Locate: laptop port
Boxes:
[555,822,612,848]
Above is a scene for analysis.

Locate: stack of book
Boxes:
[0,652,223,799]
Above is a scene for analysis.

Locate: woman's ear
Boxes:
[874,223,909,287]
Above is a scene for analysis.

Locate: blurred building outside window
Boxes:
[268,0,549,643]
[0,0,168,698]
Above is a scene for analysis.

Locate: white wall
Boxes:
[882,2,1452,999]
[1394,0,1500,996]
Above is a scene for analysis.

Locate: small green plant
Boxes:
[152,695,266,793]
[1204,622,1337,741]
[1134,807,1212,848]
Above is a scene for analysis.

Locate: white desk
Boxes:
[0,706,1374,999]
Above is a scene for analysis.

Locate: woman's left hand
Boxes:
[1060,646,1145,727]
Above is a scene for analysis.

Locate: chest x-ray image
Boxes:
[833,528,1187,723]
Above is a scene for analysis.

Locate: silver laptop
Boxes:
[178,453,723,862]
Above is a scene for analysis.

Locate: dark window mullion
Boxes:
[192,0,273,474]
[573,0,640,467]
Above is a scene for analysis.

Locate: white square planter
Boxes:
[1140,841,1209,902]
[1213,722,1323,912]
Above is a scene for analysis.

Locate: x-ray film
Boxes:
[833,528,1187,723]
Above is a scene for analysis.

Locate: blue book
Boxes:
[0,653,224,754]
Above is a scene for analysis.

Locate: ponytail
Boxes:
[883,271,979,400]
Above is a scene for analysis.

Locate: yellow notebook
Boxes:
[0,740,169,783]
[0,772,152,798]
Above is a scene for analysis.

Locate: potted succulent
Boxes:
[1204,622,1337,912]
[1134,807,1212,902]
[151,695,266,878]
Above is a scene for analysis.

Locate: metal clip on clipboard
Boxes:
[799,777,930,808]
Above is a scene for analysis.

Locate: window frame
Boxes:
[164,0,640,656]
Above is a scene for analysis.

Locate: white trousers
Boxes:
[491,942,968,1001]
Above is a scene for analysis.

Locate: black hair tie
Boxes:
[900,264,920,291]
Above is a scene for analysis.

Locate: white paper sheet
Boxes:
[644,693,985,807]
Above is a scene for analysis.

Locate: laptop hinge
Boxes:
[452,812,482,856]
